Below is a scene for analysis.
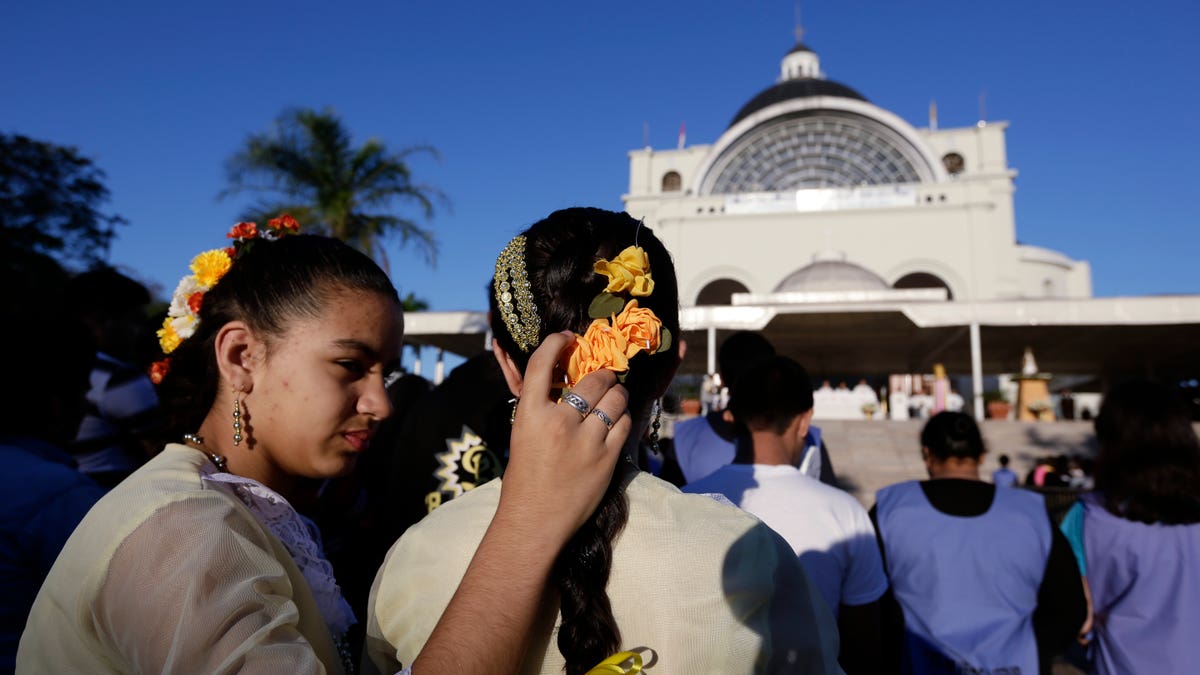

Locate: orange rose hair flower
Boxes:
[227,221,258,239]
[566,319,632,387]
[613,299,662,357]
[557,245,673,388]
[268,214,301,233]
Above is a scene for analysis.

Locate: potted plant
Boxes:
[1026,398,1053,421]
[671,378,703,417]
[984,390,1012,420]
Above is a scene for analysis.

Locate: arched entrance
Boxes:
[696,278,750,305]
[893,272,953,300]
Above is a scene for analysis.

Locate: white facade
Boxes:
[400,38,1200,400]
[622,44,1092,308]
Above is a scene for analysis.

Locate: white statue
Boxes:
[1021,347,1039,376]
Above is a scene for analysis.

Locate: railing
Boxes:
[1025,486,1084,524]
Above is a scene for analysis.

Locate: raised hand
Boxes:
[500,331,631,543]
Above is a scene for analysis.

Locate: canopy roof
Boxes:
[403,294,1200,381]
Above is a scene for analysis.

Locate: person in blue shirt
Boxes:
[993,453,1019,487]
[1,304,106,670]
[871,412,1086,674]
[1059,380,1200,674]
[668,331,837,487]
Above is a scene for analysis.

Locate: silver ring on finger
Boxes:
[560,391,592,418]
[590,408,615,430]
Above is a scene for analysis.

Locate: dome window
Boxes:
[662,171,682,192]
[942,152,965,175]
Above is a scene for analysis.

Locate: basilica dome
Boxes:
[775,259,890,293]
[730,78,867,128]
[696,42,940,195]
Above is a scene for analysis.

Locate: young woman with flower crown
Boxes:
[366,208,842,675]
[18,217,634,674]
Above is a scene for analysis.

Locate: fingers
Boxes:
[567,368,617,413]
[601,404,633,459]
[501,341,635,539]
[576,370,631,449]
[516,332,632,459]
[521,331,575,407]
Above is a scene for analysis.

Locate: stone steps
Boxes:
[819,420,1099,506]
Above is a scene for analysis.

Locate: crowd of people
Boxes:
[4,207,1198,674]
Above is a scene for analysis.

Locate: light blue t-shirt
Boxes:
[1062,494,1200,675]
[992,467,1018,488]
[876,481,1051,674]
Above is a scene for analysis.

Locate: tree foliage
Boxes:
[221,108,444,268]
[0,133,126,268]
[400,291,429,313]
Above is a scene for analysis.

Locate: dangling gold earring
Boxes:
[509,397,519,425]
[650,399,662,455]
[232,391,243,446]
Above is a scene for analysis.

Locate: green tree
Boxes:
[0,133,126,268]
[400,291,429,313]
[221,108,444,268]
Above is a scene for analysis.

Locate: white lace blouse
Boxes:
[202,469,357,638]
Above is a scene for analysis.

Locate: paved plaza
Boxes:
[781,419,1101,506]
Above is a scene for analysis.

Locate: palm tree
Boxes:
[221,108,444,267]
[399,291,429,313]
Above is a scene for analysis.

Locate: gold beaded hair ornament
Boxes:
[148,215,301,385]
[493,235,673,389]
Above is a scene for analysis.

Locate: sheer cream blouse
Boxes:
[18,444,343,674]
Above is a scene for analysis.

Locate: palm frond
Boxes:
[219,107,447,266]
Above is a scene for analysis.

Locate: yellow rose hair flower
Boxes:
[190,249,233,288]
[594,245,654,297]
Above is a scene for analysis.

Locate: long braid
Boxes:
[553,474,629,674]
[487,208,681,672]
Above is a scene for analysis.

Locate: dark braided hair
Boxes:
[488,208,681,674]
[155,234,400,443]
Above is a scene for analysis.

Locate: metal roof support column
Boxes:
[970,321,984,420]
[707,324,717,376]
[434,349,446,385]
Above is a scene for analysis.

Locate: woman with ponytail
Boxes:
[367,208,840,674]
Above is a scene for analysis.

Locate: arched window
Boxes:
[661,171,682,192]
[696,278,750,306]
[893,272,953,300]
[942,152,965,175]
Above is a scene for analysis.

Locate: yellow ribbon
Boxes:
[586,651,643,675]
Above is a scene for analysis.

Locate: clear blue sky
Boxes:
[4,0,1198,315]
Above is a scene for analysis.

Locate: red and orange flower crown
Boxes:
[493,237,673,388]
[149,215,300,384]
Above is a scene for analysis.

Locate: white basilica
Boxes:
[402,36,1200,420]
[623,41,1091,307]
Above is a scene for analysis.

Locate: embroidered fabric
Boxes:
[201,468,357,638]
